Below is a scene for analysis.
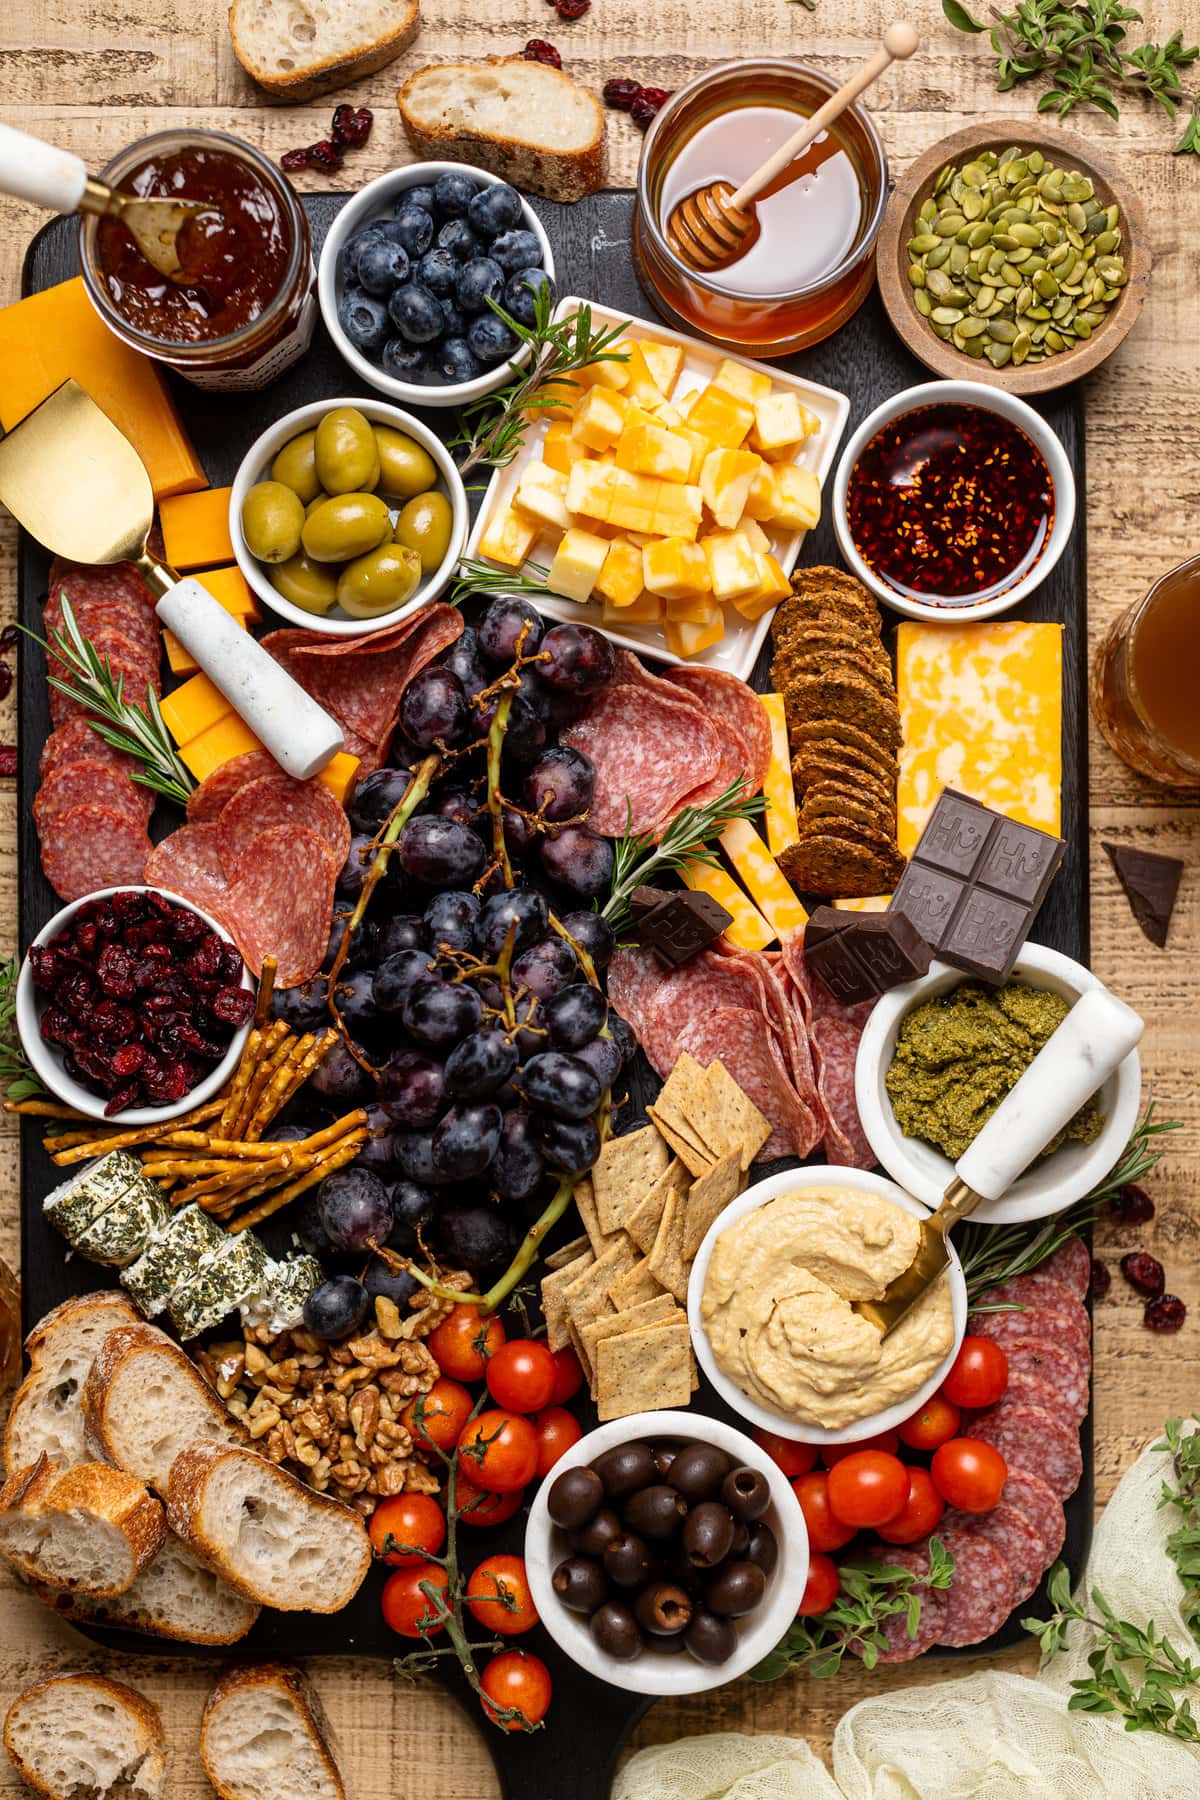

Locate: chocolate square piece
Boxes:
[635,889,733,968]
[1102,842,1183,948]
[806,906,933,1005]
[630,885,672,924]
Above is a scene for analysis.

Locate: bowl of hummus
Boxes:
[855,942,1143,1224]
[688,1168,967,1444]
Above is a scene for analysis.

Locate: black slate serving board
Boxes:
[17,192,1091,1800]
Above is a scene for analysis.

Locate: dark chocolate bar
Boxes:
[635,888,733,968]
[805,905,933,1005]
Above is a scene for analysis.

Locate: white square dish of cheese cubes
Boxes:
[464,298,850,678]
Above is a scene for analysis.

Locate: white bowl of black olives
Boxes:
[524,1411,809,1694]
[317,162,556,407]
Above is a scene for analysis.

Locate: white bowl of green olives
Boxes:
[524,1410,809,1694]
[229,397,469,637]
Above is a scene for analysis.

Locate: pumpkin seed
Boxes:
[926,243,951,269]
[1012,330,1032,365]
[985,341,1013,368]
[914,288,933,317]
[931,306,966,325]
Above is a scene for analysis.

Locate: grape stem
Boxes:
[486,689,515,888]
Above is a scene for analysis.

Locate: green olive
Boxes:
[393,490,453,574]
[269,430,322,505]
[374,426,438,500]
[314,406,380,496]
[304,491,329,518]
[241,480,304,564]
[302,492,392,563]
[336,544,423,618]
[269,552,338,615]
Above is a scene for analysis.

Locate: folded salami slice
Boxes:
[606,946,666,1050]
[640,948,775,1078]
[214,775,351,880]
[674,1006,813,1161]
[561,677,721,838]
[810,1014,875,1168]
[664,666,772,798]
[999,1468,1066,1570]
[35,758,152,832]
[961,1502,1046,1606]
[186,750,290,824]
[222,824,338,985]
[933,1524,1016,1646]
[1037,1238,1093,1299]
[716,946,822,1155]
[144,823,231,913]
[40,803,152,902]
[967,1398,1083,1501]
[992,1335,1090,1423]
[969,1305,1091,1369]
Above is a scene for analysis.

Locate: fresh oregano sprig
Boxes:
[751,1538,955,1679]
[1155,1415,1200,1643]
[0,956,45,1103]
[601,779,768,939]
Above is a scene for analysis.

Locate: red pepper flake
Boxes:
[0,747,16,777]
[524,38,563,66]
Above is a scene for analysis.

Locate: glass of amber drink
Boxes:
[1091,555,1200,785]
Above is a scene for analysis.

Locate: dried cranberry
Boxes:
[111,1044,148,1078]
[76,922,98,955]
[96,945,136,999]
[28,946,59,990]
[59,972,94,1018]
[524,38,563,66]
[187,936,226,980]
[554,0,589,15]
[1090,1257,1111,1299]
[112,891,145,920]
[309,140,344,171]
[1110,1182,1155,1224]
[1121,1251,1165,1298]
[630,87,671,129]
[281,147,318,172]
[104,1083,141,1118]
[603,77,643,109]
[1145,1293,1187,1333]
[331,104,373,148]
[0,625,17,654]
[0,665,12,703]
[0,747,15,777]
[92,1000,137,1043]
[210,986,254,1027]
[40,1007,71,1045]
[169,908,208,947]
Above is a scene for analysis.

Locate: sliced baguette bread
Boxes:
[5,1292,140,1475]
[81,1323,247,1494]
[397,58,606,202]
[30,1530,260,1645]
[230,0,421,101]
[166,1441,371,1613]
[200,1665,348,1800]
[3,1673,165,1800]
[0,1455,165,1597]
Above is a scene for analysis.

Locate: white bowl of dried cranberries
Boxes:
[17,886,255,1125]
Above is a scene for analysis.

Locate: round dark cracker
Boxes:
[791,738,898,797]
[796,813,902,862]
[801,785,898,834]
[789,673,901,750]
[790,712,903,768]
[785,566,882,619]
[778,832,906,898]
[771,638,894,695]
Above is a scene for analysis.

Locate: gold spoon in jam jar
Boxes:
[666,24,920,275]
[0,122,220,282]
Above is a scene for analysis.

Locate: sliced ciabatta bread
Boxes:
[3,1673,165,1800]
[200,1665,348,1800]
[166,1441,371,1613]
[81,1323,247,1494]
[230,0,420,101]
[0,1455,165,1596]
[30,1530,260,1645]
[5,1293,140,1474]
[397,58,606,202]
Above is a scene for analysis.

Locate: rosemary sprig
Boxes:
[0,956,45,1102]
[25,597,194,807]
[451,559,553,605]
[600,779,767,939]
[449,290,631,479]
[751,1537,955,1679]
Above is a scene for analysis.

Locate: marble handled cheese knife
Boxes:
[857,987,1144,1339]
[0,380,344,780]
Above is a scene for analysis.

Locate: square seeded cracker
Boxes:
[608,1256,666,1309]
[647,1187,690,1304]
[592,1126,671,1235]
[626,1158,690,1256]
[683,1149,744,1263]
[596,1322,694,1422]
[562,1237,639,1340]
[702,1061,771,1170]
[541,1250,594,1353]
[580,1293,682,1362]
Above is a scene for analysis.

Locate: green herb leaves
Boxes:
[0,955,44,1103]
[600,779,767,939]
[752,1536,955,1680]
[1156,1416,1200,1644]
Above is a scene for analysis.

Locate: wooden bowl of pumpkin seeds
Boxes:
[877,122,1150,394]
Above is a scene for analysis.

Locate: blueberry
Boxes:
[433,171,477,218]
[415,247,460,299]
[382,340,438,383]
[357,236,411,297]
[342,226,384,280]
[440,297,467,337]
[467,183,523,240]
[456,256,505,315]
[437,218,479,262]
[437,337,482,384]
[337,287,390,354]
[391,204,435,258]
[490,229,543,275]
[388,282,444,345]
[401,184,437,216]
[505,266,553,328]
[468,313,518,365]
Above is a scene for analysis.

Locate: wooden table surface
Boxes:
[1,2,1197,1791]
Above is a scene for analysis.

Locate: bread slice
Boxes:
[0,1456,165,1597]
[397,57,606,202]
[5,1292,141,1475]
[3,1673,165,1800]
[166,1441,371,1613]
[201,1665,348,1800]
[30,1530,260,1646]
[229,0,420,101]
[81,1323,248,1494]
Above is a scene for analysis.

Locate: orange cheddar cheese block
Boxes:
[179,713,264,781]
[719,817,807,936]
[759,694,800,857]
[160,673,232,747]
[315,751,362,807]
[159,488,235,571]
[0,278,205,501]
[680,858,774,952]
[192,565,261,622]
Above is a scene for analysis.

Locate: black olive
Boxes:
[634,1580,693,1637]
[744,1521,779,1578]
[652,1444,679,1478]
[603,1531,654,1589]
[683,1500,735,1569]
[730,1521,750,1558]
[662,1544,706,1593]
[591,1441,657,1499]
[547,1465,604,1529]
[552,1555,608,1614]
[706,1559,767,1617]
[722,1465,771,1523]
[571,1505,623,1559]
[684,1606,738,1665]
[623,1484,688,1540]
[667,1441,732,1503]
[591,1599,643,1659]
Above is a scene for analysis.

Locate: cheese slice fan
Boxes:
[0,380,343,779]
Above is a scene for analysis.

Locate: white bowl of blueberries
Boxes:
[317,162,556,407]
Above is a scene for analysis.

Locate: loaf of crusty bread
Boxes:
[200,1665,349,1800]
[3,1674,165,1800]
[30,1530,260,1645]
[5,1292,140,1475]
[229,0,421,101]
[0,1455,165,1597]
[81,1323,247,1494]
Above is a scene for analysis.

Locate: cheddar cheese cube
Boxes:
[193,565,261,623]
[572,355,631,393]
[702,530,761,600]
[565,460,616,523]
[570,387,628,452]
[543,420,591,476]
[731,552,791,620]
[160,487,235,572]
[699,448,762,530]
[743,463,782,521]
[616,421,692,484]
[515,462,573,532]
[649,482,704,541]
[739,518,770,554]
[650,401,686,430]
[664,603,724,658]
[674,427,716,484]
[604,591,664,627]
[478,506,539,568]
[642,537,711,603]
[748,392,820,459]
[179,714,264,782]
[607,469,662,536]
[712,358,772,405]
[316,752,362,809]
[719,817,808,937]
[547,527,609,603]
[621,343,668,408]
[637,340,683,396]
[595,537,645,608]
[161,673,234,748]
[767,463,822,531]
[684,383,754,449]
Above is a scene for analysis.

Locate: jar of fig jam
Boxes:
[80,130,316,391]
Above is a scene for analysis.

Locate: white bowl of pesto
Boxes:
[855,942,1143,1227]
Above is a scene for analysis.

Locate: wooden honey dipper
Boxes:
[667,24,920,274]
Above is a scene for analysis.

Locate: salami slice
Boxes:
[993,1335,1090,1422]
[970,1305,1091,1368]
[933,1524,1015,1646]
[640,949,773,1077]
[144,823,230,912]
[40,803,152,902]
[45,585,161,668]
[664,667,772,796]
[961,1502,1046,1606]
[810,1014,875,1168]
[967,1399,1083,1501]
[674,1006,814,1160]
[35,759,152,832]
[727,949,822,1154]
[605,947,667,1054]
[39,718,140,785]
[999,1468,1066,1570]
[561,679,722,838]
[186,750,290,824]
[977,1271,1088,1319]
[48,623,161,728]
[1038,1237,1092,1299]
[214,775,351,879]
[47,556,157,617]
[222,824,338,985]
[854,1543,947,1662]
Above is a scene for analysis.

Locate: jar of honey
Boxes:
[80,130,317,392]
[1091,555,1200,785]
[633,59,887,357]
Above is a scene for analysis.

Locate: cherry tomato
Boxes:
[826,1451,909,1529]
[897,1395,962,1452]
[456,1475,526,1528]
[791,1471,857,1553]
[401,1378,474,1455]
[940,1336,1009,1410]
[876,1467,946,1545]
[458,1408,539,1493]
[368,1491,446,1567]
[753,1428,818,1479]
[480,1650,553,1732]
[486,1339,558,1414]
[931,1437,1008,1513]
[533,1405,582,1476]
[549,1345,585,1405]
[796,1551,840,1616]
[465,1554,540,1636]
[427,1305,506,1382]
[821,1429,900,1468]
[380,1561,449,1638]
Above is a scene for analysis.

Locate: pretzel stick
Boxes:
[230,1026,295,1138]
[228,1132,367,1233]
[254,956,278,1029]
[244,1030,334,1140]
[294,1110,369,1156]
[5,1099,94,1120]
[146,1134,289,1159]
[171,1149,298,1207]
[219,1027,266,1135]
[207,1153,321,1217]
[47,1100,228,1165]
[141,1157,258,1180]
